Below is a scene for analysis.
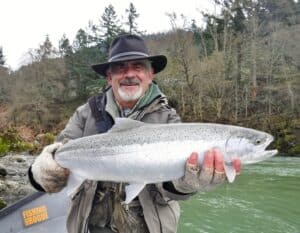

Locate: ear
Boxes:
[149,68,154,81]
[106,71,112,85]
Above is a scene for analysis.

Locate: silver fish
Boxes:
[55,118,277,203]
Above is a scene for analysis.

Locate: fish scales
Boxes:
[55,118,278,203]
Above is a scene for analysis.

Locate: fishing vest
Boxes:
[88,93,114,134]
[87,94,149,233]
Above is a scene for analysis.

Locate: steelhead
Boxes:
[55,118,278,203]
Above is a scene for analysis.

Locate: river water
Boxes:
[178,157,300,233]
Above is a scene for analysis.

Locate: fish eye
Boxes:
[255,139,261,145]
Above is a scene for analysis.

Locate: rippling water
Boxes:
[178,157,300,233]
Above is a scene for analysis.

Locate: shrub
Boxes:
[0,127,34,154]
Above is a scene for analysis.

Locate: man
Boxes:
[28,34,241,233]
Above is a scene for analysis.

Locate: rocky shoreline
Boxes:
[0,153,36,209]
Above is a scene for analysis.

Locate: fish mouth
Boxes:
[243,149,278,165]
[225,132,278,165]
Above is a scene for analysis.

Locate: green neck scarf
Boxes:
[134,82,164,110]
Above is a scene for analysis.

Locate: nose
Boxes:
[123,64,136,77]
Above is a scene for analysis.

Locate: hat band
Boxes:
[108,51,149,62]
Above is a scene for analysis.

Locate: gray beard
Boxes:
[117,87,143,102]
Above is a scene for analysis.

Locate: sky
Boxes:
[0,0,214,70]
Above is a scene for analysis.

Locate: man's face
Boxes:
[107,59,154,108]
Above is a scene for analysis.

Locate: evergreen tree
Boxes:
[36,35,56,61]
[100,4,123,52]
[0,46,5,66]
[67,28,106,100]
[73,29,89,51]
[59,34,73,57]
[125,3,143,35]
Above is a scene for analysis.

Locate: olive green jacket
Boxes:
[57,86,192,233]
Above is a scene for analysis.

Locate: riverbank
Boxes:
[0,153,35,209]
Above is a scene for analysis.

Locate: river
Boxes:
[178,157,300,233]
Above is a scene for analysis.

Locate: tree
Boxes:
[73,29,89,51]
[36,35,57,61]
[0,64,10,103]
[0,47,5,66]
[59,34,73,57]
[125,3,143,35]
[100,4,123,52]
[190,20,208,58]
[68,28,106,100]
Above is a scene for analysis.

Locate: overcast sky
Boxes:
[0,0,214,70]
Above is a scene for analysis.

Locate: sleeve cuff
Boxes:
[28,166,45,192]
[160,182,195,200]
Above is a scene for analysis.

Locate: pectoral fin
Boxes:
[124,183,145,204]
[224,162,236,183]
[65,172,85,197]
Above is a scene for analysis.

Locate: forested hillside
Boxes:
[0,0,299,155]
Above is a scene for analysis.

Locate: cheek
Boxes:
[109,75,121,86]
[142,74,153,85]
[141,79,152,89]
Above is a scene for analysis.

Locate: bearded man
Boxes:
[29,34,241,233]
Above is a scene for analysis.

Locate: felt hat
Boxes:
[91,34,167,77]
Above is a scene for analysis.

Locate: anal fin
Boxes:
[124,183,145,204]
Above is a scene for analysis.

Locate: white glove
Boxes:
[31,142,70,193]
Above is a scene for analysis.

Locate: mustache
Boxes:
[120,78,140,85]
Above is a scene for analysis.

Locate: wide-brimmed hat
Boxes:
[91,34,167,77]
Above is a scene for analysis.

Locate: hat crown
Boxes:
[109,34,149,62]
[91,34,167,77]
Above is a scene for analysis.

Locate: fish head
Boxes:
[224,128,278,165]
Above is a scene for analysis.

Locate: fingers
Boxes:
[212,149,226,184]
[172,152,201,193]
[44,142,63,154]
[232,158,241,175]
[186,152,199,171]
[200,149,226,185]
[174,150,241,194]
[198,150,214,186]
[214,149,225,173]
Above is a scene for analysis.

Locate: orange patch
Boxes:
[22,205,49,227]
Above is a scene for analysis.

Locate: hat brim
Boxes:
[91,55,167,77]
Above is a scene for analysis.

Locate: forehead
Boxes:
[112,59,150,66]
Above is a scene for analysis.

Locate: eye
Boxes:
[255,139,261,145]
[133,63,144,71]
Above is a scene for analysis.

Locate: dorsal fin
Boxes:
[108,118,145,133]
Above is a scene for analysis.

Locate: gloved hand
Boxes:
[31,142,70,193]
[173,149,241,193]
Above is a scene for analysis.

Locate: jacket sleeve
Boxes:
[28,103,90,191]
[56,103,91,142]
[166,106,181,124]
